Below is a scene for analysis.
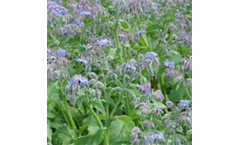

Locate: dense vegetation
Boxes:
[47,0,192,144]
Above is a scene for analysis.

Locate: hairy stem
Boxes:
[182,73,192,99]
[110,93,123,117]
[60,87,78,134]
[88,105,109,145]
[58,104,71,126]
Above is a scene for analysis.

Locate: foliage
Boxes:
[47,0,192,144]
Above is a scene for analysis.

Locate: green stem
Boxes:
[125,92,131,115]
[110,93,123,117]
[182,73,192,99]
[58,104,70,126]
[113,19,123,64]
[88,105,109,145]
[60,87,78,134]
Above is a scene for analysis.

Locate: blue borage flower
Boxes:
[61,119,66,123]
[75,58,88,65]
[74,19,82,25]
[79,44,86,49]
[47,1,58,9]
[135,30,146,36]
[47,49,52,54]
[145,133,165,142]
[177,31,189,36]
[57,9,68,15]
[63,30,70,35]
[123,65,136,71]
[136,83,150,96]
[79,11,92,16]
[94,39,110,47]
[118,34,127,38]
[70,75,89,85]
[102,22,108,27]
[178,100,191,108]
[145,52,158,60]
[57,47,67,57]
[163,59,175,68]
[154,4,163,8]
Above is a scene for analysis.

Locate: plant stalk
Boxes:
[60,87,78,134]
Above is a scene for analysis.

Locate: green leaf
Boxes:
[90,98,106,115]
[169,54,183,64]
[47,81,60,101]
[113,141,132,145]
[87,125,100,135]
[47,108,55,118]
[52,126,77,145]
[109,116,135,144]
[152,102,167,109]
[74,127,105,145]
[169,83,187,103]
[83,116,97,126]
[109,48,117,58]
[47,121,52,142]
[146,25,160,32]
[119,19,130,29]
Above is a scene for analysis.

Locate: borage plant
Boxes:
[47,0,192,145]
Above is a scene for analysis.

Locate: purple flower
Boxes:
[163,59,174,68]
[178,100,191,108]
[118,34,127,38]
[57,9,68,15]
[136,84,150,96]
[135,30,146,36]
[70,75,89,85]
[145,134,165,142]
[102,22,108,27]
[95,39,110,47]
[79,44,86,49]
[74,19,82,25]
[154,4,163,8]
[75,58,88,65]
[79,77,88,85]
[61,30,70,36]
[123,65,136,71]
[79,11,92,16]
[145,52,158,60]
[177,31,189,36]
[144,88,150,96]
[47,1,58,9]
[70,78,76,84]
[47,49,52,54]
[57,48,67,57]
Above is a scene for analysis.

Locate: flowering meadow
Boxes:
[47,0,192,144]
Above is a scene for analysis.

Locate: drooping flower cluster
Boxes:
[136,83,151,96]
[57,48,67,57]
[153,90,164,102]
[145,131,165,143]
[70,75,89,85]
[94,39,110,47]
[47,47,70,81]
[182,56,192,72]
[131,127,165,144]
